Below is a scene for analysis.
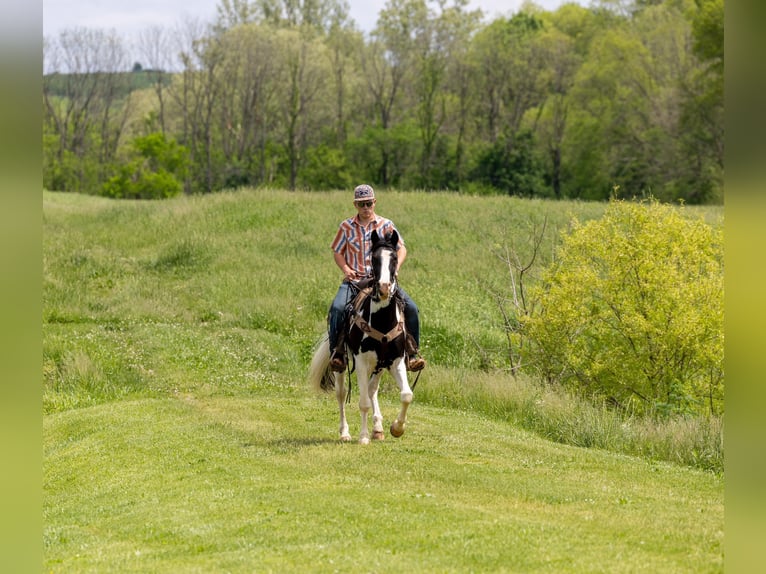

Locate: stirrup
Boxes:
[407,354,426,372]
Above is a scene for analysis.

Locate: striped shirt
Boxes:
[331,215,403,277]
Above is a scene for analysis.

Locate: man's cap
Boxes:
[353,184,375,201]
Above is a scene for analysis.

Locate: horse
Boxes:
[308,229,414,444]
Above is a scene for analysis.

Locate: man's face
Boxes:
[355,199,375,213]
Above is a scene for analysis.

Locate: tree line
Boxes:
[43,0,723,203]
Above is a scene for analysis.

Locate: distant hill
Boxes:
[43,69,174,99]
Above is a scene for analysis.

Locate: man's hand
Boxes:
[343,266,359,282]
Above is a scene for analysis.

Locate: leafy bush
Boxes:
[101,132,189,199]
[524,199,723,416]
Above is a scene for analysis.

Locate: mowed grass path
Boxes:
[45,393,722,573]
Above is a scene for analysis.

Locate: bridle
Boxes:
[352,241,403,343]
[370,242,398,302]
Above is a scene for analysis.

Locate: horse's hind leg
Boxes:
[389,360,413,438]
[335,372,351,442]
[369,372,385,441]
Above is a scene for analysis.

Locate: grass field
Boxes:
[43,189,723,572]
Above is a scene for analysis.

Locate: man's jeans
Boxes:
[328,281,420,352]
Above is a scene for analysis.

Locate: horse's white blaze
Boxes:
[377,249,393,299]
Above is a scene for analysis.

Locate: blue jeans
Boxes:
[328,281,420,352]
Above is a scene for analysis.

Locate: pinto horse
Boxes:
[309,229,414,444]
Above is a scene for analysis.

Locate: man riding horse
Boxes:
[327,184,425,373]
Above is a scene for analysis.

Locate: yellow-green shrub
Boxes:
[524,199,723,416]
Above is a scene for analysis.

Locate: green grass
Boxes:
[45,396,722,573]
[43,189,724,572]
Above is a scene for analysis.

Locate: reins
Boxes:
[410,367,422,390]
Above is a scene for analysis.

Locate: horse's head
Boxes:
[371,229,399,302]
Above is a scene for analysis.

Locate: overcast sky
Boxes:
[43,0,584,39]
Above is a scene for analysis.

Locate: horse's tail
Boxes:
[308,332,335,393]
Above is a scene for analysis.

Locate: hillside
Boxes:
[43,190,723,572]
[43,69,173,99]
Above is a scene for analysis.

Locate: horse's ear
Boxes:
[389,229,399,248]
[371,229,380,245]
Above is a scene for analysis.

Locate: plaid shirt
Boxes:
[331,215,403,277]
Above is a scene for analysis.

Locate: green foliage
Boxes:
[557,2,723,203]
[471,131,547,197]
[524,199,723,416]
[692,0,724,69]
[298,144,352,190]
[42,116,113,194]
[101,133,189,199]
[345,123,419,187]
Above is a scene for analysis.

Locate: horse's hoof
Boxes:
[390,422,405,438]
[372,430,385,441]
[340,434,351,442]
[359,437,370,445]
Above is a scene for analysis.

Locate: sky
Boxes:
[43,0,583,39]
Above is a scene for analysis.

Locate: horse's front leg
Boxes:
[389,358,413,438]
[334,371,351,442]
[369,371,385,441]
[356,354,374,445]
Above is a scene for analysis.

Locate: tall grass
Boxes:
[43,189,723,472]
[415,368,723,473]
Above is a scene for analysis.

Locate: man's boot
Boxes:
[405,333,426,372]
[329,329,347,372]
[330,348,346,372]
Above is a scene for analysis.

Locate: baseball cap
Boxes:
[353,184,375,201]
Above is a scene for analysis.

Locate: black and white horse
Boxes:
[309,229,414,444]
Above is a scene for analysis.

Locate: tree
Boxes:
[168,15,216,192]
[249,0,351,33]
[467,11,550,195]
[136,26,174,135]
[188,34,226,192]
[440,1,482,187]
[272,27,332,190]
[215,23,280,188]
[691,0,723,69]
[356,0,423,186]
[216,0,259,29]
[472,130,546,196]
[43,27,134,192]
[526,27,580,199]
[470,12,547,145]
[677,0,723,202]
[323,17,363,147]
